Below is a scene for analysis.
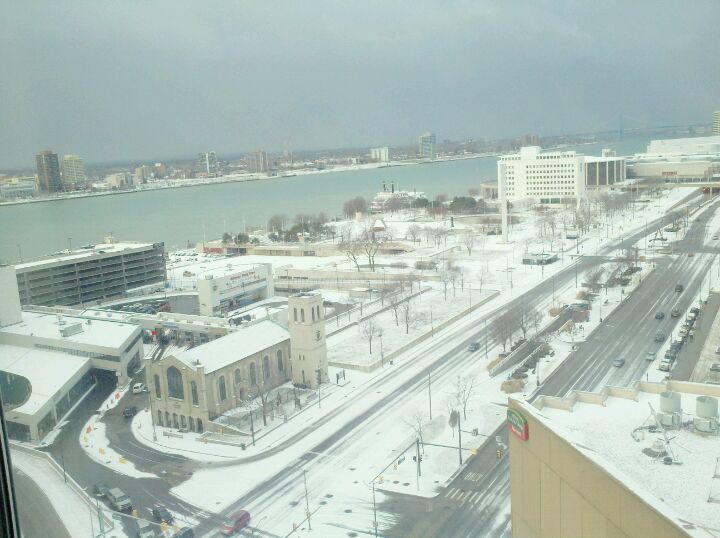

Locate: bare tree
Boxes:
[390,296,401,326]
[462,232,476,255]
[341,240,363,272]
[343,196,367,218]
[359,230,382,272]
[400,299,413,334]
[477,267,488,293]
[516,301,538,340]
[407,224,421,244]
[492,310,515,352]
[360,319,382,354]
[453,375,477,420]
[531,307,545,335]
[584,267,606,292]
[404,410,426,447]
[448,406,459,437]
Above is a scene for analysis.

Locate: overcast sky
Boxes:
[1,1,719,169]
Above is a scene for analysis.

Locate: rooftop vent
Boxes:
[59,322,84,337]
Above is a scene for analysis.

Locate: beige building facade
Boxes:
[508,382,720,538]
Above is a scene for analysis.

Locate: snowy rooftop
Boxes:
[1,310,141,349]
[0,344,89,417]
[525,382,720,533]
[166,319,289,373]
[15,240,157,270]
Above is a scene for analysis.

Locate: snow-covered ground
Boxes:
[115,187,700,537]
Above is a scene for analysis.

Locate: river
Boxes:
[0,136,654,261]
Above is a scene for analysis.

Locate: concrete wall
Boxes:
[508,398,691,538]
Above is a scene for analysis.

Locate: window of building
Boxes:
[263,355,270,379]
[277,349,284,371]
[167,367,184,399]
[234,368,242,385]
[180,415,187,429]
[249,362,257,385]
[293,308,297,322]
[301,309,305,322]
[154,374,161,398]
[191,381,199,406]
[218,375,227,401]
[157,410,163,426]
[311,308,315,321]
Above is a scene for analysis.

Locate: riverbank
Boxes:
[0,152,502,208]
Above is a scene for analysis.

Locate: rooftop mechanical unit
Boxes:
[694,396,719,434]
[657,391,682,429]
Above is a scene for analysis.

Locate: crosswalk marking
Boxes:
[464,471,483,482]
[446,487,486,504]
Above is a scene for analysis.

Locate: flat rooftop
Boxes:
[166,319,289,373]
[0,344,89,417]
[1,310,140,350]
[16,240,158,271]
[526,383,720,533]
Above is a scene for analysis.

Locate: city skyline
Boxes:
[1,1,719,168]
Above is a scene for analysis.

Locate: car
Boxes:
[659,360,672,372]
[612,358,625,367]
[688,252,694,257]
[219,510,251,535]
[646,351,657,361]
[654,331,666,343]
[152,506,174,524]
[675,284,684,292]
[467,342,480,352]
[711,364,720,372]
[690,307,701,315]
[106,488,132,512]
[93,482,110,498]
[655,311,665,320]
[123,406,137,418]
[671,308,681,317]
[132,382,146,394]
[175,528,194,538]
[715,346,720,354]
[714,235,719,240]
[136,520,156,538]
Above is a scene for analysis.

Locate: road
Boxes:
[34,190,710,537]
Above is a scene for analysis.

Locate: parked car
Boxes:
[132,382,146,394]
[655,311,665,320]
[710,364,720,372]
[106,488,132,512]
[675,284,684,292]
[690,307,700,315]
[93,482,110,498]
[671,308,681,317]
[467,342,480,352]
[612,358,625,367]
[151,506,174,524]
[646,351,657,361]
[219,511,251,535]
[123,406,137,418]
[175,528,194,538]
[659,360,672,372]
[713,235,719,240]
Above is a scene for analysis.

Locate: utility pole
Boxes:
[303,470,312,531]
[457,413,463,466]
[372,481,378,537]
[416,438,422,477]
[249,408,255,446]
[484,318,488,359]
[428,372,432,420]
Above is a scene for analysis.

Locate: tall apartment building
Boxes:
[370,147,390,162]
[61,154,86,183]
[14,238,166,307]
[247,150,269,174]
[418,132,436,160]
[497,146,626,206]
[713,111,720,136]
[198,151,219,175]
[134,165,154,184]
[36,150,62,192]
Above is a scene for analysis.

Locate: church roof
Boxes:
[171,319,289,374]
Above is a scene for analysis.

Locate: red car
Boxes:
[688,252,694,257]
[219,510,250,535]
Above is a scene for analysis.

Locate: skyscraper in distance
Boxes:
[61,154,86,183]
[418,132,436,160]
[36,150,62,192]
[713,111,720,136]
[198,151,219,175]
[247,150,269,174]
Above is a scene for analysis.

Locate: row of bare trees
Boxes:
[491,300,544,352]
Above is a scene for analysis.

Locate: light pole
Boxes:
[428,372,432,420]
[303,469,312,531]
[372,481,378,538]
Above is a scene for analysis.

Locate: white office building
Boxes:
[198,151,219,175]
[713,111,720,136]
[370,147,389,162]
[61,154,86,183]
[497,146,626,206]
[628,135,720,182]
